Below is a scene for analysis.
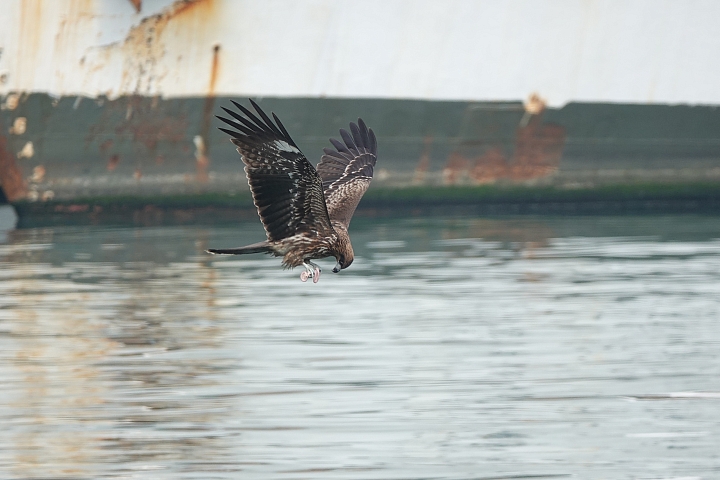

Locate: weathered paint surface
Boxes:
[1,94,720,204]
[1,0,720,106]
[1,0,719,205]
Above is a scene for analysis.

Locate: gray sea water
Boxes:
[0,210,719,479]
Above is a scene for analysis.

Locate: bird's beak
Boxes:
[332,261,341,273]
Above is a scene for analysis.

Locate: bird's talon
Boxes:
[300,271,309,282]
[312,267,321,283]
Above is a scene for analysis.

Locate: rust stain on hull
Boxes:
[0,133,28,202]
[128,0,142,13]
[208,44,221,96]
[87,95,189,160]
[444,109,566,185]
[107,154,120,171]
[510,120,565,180]
[17,0,44,87]
[197,44,221,184]
[113,0,217,96]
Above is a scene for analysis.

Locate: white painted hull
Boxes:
[1,0,719,106]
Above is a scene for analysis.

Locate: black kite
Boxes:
[207,100,378,283]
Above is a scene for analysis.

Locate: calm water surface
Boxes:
[0,212,719,479]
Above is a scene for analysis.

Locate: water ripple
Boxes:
[0,215,718,479]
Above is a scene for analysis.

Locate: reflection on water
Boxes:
[0,214,719,479]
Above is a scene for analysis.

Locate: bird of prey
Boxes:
[206,100,378,283]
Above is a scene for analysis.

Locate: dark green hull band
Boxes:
[12,182,720,228]
[2,94,720,223]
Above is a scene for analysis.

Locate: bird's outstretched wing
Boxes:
[316,119,377,227]
[217,100,333,242]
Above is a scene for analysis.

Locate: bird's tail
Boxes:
[206,241,271,255]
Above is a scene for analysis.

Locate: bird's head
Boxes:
[332,253,353,273]
[331,223,354,273]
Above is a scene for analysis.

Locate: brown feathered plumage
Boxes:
[207,100,378,283]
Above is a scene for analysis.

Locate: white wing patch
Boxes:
[273,140,300,153]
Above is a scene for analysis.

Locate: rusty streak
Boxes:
[0,133,27,202]
[208,44,220,95]
[197,43,221,183]
[128,0,142,13]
